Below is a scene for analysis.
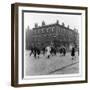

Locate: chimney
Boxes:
[67,25,69,29]
[56,20,59,24]
[35,23,38,28]
[74,28,78,32]
[62,22,65,27]
[42,21,45,26]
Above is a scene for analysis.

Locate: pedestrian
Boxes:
[63,47,66,56]
[46,46,51,59]
[42,47,45,56]
[50,46,55,56]
[53,47,57,55]
[30,47,34,56]
[71,47,75,60]
[59,47,63,55]
[78,48,79,56]
[34,47,37,58]
[37,48,40,58]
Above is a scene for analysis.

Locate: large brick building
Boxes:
[26,20,79,51]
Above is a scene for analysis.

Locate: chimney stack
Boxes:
[56,20,59,24]
[35,23,38,28]
[67,25,69,29]
[62,22,65,27]
[42,21,45,26]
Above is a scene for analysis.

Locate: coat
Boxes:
[46,46,51,56]
[71,47,75,56]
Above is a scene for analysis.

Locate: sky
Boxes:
[24,12,82,32]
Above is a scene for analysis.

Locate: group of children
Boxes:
[29,45,79,60]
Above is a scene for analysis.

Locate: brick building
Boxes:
[26,20,79,51]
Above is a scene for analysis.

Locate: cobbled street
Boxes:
[25,51,79,76]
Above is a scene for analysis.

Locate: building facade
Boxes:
[26,20,79,51]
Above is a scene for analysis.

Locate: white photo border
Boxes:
[17,5,87,85]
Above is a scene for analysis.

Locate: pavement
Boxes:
[25,51,79,76]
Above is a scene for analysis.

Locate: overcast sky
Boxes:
[24,12,82,32]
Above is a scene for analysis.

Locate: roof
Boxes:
[32,23,75,32]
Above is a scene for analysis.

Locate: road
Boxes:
[25,51,79,76]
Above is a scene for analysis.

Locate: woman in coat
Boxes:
[71,47,75,60]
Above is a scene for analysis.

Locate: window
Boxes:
[41,29,44,33]
[47,28,49,32]
[52,27,54,32]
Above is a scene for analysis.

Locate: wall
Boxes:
[0,0,89,90]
